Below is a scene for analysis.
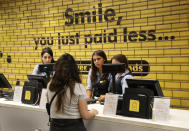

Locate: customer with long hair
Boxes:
[47,53,98,131]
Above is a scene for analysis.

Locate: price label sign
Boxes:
[13,86,23,103]
[103,93,119,115]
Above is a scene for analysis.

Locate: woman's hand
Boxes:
[79,100,98,120]
[90,109,98,116]
[98,95,105,102]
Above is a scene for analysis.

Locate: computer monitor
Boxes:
[27,74,47,88]
[126,79,164,96]
[102,63,125,73]
[38,63,55,73]
[102,63,125,94]
[0,73,12,89]
[38,63,55,81]
[0,73,13,98]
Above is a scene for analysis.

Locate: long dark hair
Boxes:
[49,53,81,112]
[111,54,132,74]
[41,47,55,63]
[91,50,108,85]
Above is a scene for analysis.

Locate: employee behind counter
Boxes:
[86,52,134,102]
[32,47,55,76]
[86,50,110,102]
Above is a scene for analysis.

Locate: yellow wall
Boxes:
[0,0,189,109]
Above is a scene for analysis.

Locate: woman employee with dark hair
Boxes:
[109,54,134,94]
[47,53,98,131]
[98,54,134,101]
[86,50,110,100]
[32,47,55,75]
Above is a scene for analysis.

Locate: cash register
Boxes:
[21,63,55,105]
[102,64,164,119]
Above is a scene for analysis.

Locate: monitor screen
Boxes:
[38,63,55,73]
[0,73,12,89]
[126,79,164,96]
[27,74,47,88]
[102,63,125,73]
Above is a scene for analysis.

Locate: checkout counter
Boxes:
[0,98,189,131]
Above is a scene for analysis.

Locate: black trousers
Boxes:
[50,118,87,131]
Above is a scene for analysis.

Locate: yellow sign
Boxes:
[129,99,140,112]
[25,90,31,100]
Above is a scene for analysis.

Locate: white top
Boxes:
[47,83,88,119]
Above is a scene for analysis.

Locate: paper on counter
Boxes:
[13,86,23,103]
[152,97,170,122]
[103,93,119,116]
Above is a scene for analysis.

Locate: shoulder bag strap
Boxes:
[48,86,64,117]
